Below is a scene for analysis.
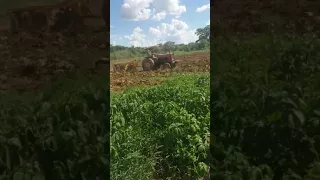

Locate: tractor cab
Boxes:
[154,53,174,64]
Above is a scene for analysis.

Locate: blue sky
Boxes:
[110,0,210,47]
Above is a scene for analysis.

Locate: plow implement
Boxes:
[112,60,139,72]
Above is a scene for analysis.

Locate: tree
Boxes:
[149,46,161,53]
[187,42,196,51]
[164,41,175,52]
[129,46,137,55]
[198,40,208,49]
[195,25,210,43]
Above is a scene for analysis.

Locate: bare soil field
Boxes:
[0,33,209,93]
[110,51,210,92]
[0,1,109,93]
[0,30,108,93]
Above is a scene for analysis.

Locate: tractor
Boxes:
[142,50,177,71]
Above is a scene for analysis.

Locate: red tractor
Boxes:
[142,51,177,71]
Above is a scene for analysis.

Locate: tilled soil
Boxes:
[0,30,209,93]
[212,0,320,35]
[110,51,210,92]
[0,30,108,93]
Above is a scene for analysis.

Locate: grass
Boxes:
[110,49,145,61]
[173,49,209,56]
[110,73,210,179]
[110,49,210,63]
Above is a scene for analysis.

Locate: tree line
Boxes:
[110,25,210,60]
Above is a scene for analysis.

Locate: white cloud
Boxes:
[110,25,114,28]
[124,27,145,41]
[196,4,210,12]
[124,19,198,47]
[120,0,186,21]
[152,12,167,21]
[152,0,186,18]
[206,20,210,25]
[124,27,156,47]
[155,19,197,44]
[149,27,162,37]
[120,0,153,21]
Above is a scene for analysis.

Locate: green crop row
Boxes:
[0,73,109,180]
[110,74,210,180]
[0,68,210,180]
[3,33,320,180]
[211,34,320,179]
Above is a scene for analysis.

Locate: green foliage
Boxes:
[110,74,210,179]
[305,162,320,180]
[196,25,210,43]
[110,46,146,60]
[110,25,210,60]
[211,34,320,179]
[0,74,109,180]
[110,41,210,60]
[163,41,175,52]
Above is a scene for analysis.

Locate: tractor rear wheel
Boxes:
[161,63,171,70]
[142,58,154,71]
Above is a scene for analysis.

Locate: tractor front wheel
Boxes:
[142,58,154,71]
[172,61,177,68]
